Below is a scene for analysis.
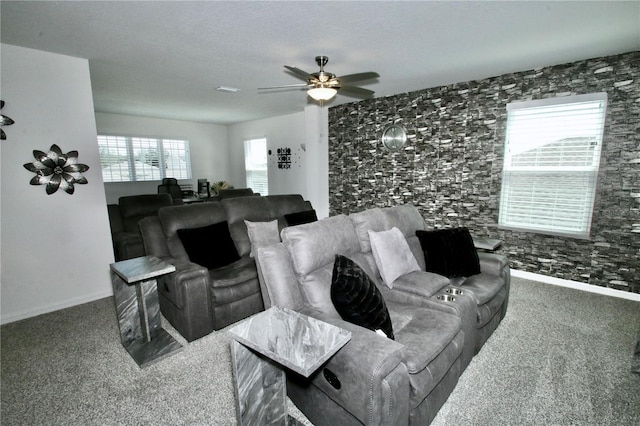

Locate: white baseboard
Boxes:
[512,269,640,302]
[0,289,114,325]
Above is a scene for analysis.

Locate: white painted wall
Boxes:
[1,44,114,324]
[95,112,229,204]
[228,111,307,196]
[227,108,330,217]
[304,105,329,219]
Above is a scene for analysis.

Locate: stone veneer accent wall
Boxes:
[328,51,639,293]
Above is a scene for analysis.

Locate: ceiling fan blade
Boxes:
[339,85,375,98]
[284,65,315,81]
[258,83,310,90]
[337,72,380,84]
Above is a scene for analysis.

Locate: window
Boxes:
[498,93,607,239]
[244,137,268,195]
[97,135,191,182]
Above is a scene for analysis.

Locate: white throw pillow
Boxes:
[368,227,420,288]
[244,220,280,257]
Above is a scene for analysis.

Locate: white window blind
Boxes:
[244,138,268,195]
[98,135,191,182]
[498,93,607,238]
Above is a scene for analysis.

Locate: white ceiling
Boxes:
[2,1,638,125]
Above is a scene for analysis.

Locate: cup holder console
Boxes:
[437,294,456,302]
[446,287,464,295]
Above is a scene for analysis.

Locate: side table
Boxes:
[110,255,183,368]
[473,237,502,252]
[228,306,352,426]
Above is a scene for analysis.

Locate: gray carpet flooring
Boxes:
[1,277,639,425]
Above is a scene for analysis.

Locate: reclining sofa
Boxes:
[139,194,314,341]
[254,204,510,425]
[107,193,175,261]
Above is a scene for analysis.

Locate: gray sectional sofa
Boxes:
[255,204,510,425]
[139,194,314,341]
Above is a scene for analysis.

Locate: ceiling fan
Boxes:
[259,55,379,102]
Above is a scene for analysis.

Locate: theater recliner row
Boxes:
[255,204,510,426]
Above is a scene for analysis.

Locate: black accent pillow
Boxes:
[177,221,240,269]
[284,209,318,226]
[331,255,394,339]
[416,228,480,278]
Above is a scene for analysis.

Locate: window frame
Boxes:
[97,134,191,183]
[498,93,608,239]
[244,137,269,195]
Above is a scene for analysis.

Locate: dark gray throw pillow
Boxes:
[330,255,394,339]
[177,221,240,269]
[284,209,318,226]
[416,227,480,278]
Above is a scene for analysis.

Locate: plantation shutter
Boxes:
[498,93,607,238]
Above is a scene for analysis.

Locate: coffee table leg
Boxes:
[230,340,288,426]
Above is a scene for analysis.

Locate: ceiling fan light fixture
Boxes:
[307,86,337,101]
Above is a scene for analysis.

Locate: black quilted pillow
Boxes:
[330,255,394,339]
[177,221,240,269]
[416,227,480,278]
[284,209,318,226]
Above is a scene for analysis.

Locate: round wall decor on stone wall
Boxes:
[381,124,407,151]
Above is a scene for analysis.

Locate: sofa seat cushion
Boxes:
[208,257,260,305]
[387,302,463,405]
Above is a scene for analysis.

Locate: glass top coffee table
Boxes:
[228,306,351,426]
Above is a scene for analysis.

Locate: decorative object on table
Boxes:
[0,100,15,140]
[211,180,233,195]
[277,147,291,169]
[23,144,89,195]
[381,124,407,151]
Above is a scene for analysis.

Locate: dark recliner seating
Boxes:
[139,194,313,341]
[107,193,174,261]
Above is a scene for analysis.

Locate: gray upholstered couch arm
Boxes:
[297,311,410,425]
[157,260,209,308]
[478,252,509,276]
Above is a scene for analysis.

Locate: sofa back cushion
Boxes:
[119,193,173,233]
[222,196,271,257]
[255,243,306,311]
[265,194,313,230]
[158,202,227,262]
[281,215,359,317]
[349,208,386,253]
[382,205,426,270]
[221,194,312,257]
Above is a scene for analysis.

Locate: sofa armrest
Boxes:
[111,231,144,261]
[378,284,459,316]
[295,311,409,425]
[157,259,210,309]
[478,252,509,277]
[392,270,450,298]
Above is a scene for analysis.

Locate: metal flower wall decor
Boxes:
[0,100,15,140]
[23,144,89,194]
